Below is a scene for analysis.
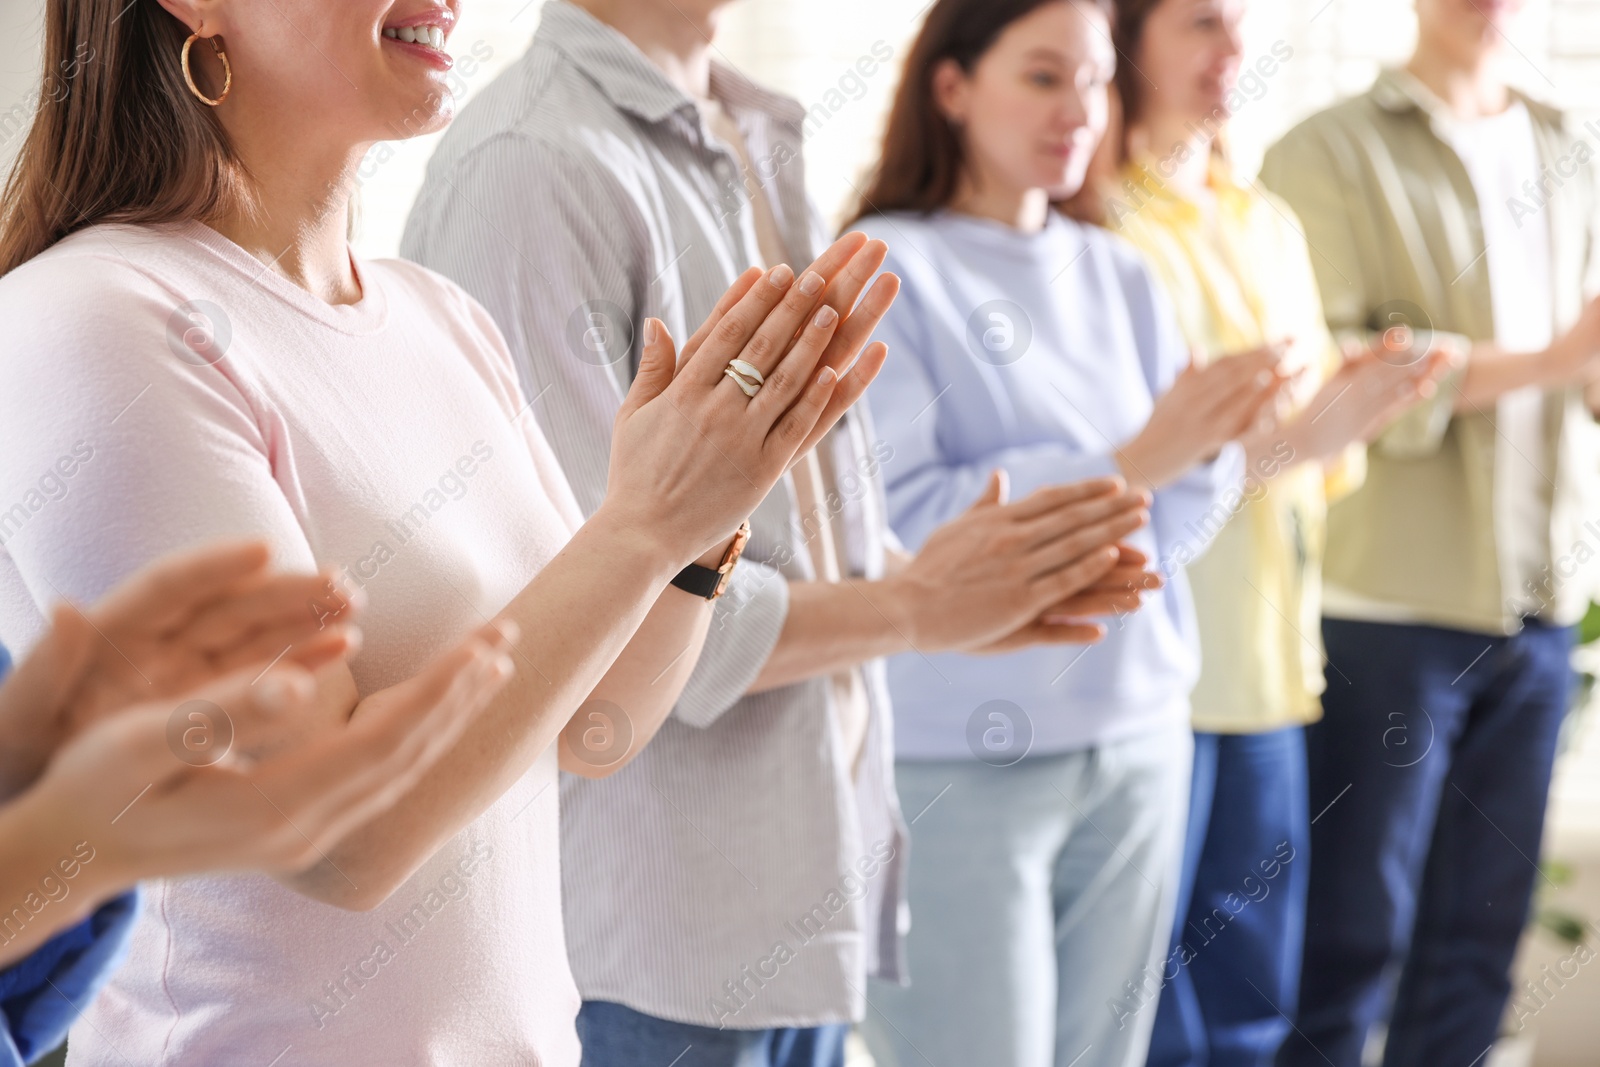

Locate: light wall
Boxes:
[2,2,1594,255]
[0,5,43,181]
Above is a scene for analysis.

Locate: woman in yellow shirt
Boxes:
[1076,1,1451,1063]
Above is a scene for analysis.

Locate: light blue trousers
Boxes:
[862,726,1193,1067]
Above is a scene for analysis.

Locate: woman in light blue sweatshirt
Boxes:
[851,1,1284,1065]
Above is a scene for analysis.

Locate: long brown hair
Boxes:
[0,1,253,278]
[848,0,1113,226]
[1109,0,1165,161]
[1065,0,1228,224]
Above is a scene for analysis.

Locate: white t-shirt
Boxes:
[0,222,584,1065]
[1441,101,1556,618]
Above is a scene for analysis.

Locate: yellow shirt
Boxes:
[1109,157,1363,732]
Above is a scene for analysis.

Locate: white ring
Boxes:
[727,358,764,385]
[724,367,761,397]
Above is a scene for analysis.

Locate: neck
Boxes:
[1129,114,1213,199]
[206,133,365,305]
[949,169,1051,233]
[1405,36,1508,119]
[577,0,718,100]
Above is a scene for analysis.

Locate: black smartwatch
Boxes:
[670,522,751,600]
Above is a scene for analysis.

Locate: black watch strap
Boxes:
[670,562,724,600]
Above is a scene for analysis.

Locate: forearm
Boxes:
[1456,341,1563,408]
[747,576,913,693]
[284,506,681,909]
[560,582,713,777]
[0,793,127,967]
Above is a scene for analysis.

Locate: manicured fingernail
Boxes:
[644,318,658,345]
[798,271,824,295]
[768,264,793,288]
[813,305,837,329]
[816,367,837,387]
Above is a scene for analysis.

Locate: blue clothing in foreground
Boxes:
[576,1000,847,1067]
[0,643,140,1066]
[0,893,139,1067]
[857,210,1243,760]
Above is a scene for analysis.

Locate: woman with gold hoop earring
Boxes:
[0,0,894,1063]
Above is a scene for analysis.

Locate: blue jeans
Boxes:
[576,1000,847,1067]
[1147,727,1309,1067]
[1279,618,1572,1067]
[862,726,1193,1067]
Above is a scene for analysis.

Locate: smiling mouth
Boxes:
[383,24,448,49]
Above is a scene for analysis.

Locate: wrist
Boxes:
[1538,334,1590,386]
[692,530,739,570]
[1114,445,1160,492]
[873,570,928,653]
[586,502,696,580]
[0,785,130,922]
[1263,415,1318,468]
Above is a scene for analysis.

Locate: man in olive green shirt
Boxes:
[1261,0,1600,1064]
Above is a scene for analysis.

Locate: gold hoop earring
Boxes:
[181,33,232,107]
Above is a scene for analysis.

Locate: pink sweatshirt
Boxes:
[0,221,585,1064]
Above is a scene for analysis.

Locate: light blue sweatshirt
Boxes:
[857,210,1243,760]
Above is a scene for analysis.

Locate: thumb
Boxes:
[619,318,676,418]
[969,469,1009,512]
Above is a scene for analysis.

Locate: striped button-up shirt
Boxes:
[401,0,908,1029]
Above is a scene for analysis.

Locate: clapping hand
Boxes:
[598,232,900,567]
[0,542,359,801]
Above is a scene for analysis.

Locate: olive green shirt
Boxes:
[1260,69,1600,635]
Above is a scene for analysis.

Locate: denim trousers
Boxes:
[862,725,1193,1067]
[1147,726,1309,1067]
[1278,617,1572,1067]
[576,1000,848,1067]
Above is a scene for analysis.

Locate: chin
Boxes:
[1046,166,1089,201]
[380,91,455,138]
[1034,171,1074,198]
